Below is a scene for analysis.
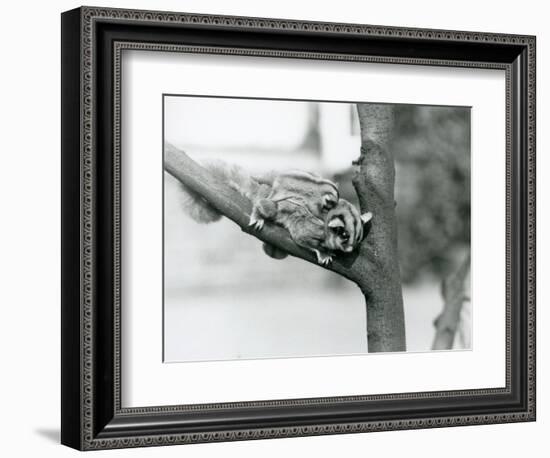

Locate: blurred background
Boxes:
[164,96,471,362]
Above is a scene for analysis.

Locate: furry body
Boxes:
[178,159,369,264]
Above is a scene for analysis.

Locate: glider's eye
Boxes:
[323,194,338,210]
[331,226,349,241]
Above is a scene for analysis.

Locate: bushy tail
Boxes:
[178,183,222,223]
[177,159,259,224]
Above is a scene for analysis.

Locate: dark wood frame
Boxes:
[61,6,536,450]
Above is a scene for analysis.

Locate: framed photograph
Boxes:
[61,6,536,450]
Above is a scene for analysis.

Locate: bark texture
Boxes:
[432,252,471,350]
[165,103,406,352]
[354,104,406,352]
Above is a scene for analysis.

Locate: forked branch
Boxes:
[164,103,406,352]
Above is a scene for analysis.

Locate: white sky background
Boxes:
[165,96,309,151]
[164,96,360,173]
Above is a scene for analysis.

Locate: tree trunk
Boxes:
[354,104,406,352]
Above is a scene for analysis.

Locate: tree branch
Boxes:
[432,252,471,350]
[164,142,371,284]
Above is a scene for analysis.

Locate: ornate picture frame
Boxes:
[61,6,536,450]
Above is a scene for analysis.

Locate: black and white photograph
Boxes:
[0,0,545,453]
[55,3,538,452]
[163,96,471,362]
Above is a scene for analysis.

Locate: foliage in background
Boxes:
[336,105,470,284]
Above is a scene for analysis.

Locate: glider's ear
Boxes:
[360,212,373,225]
[360,212,373,241]
[322,193,338,210]
[327,217,345,229]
